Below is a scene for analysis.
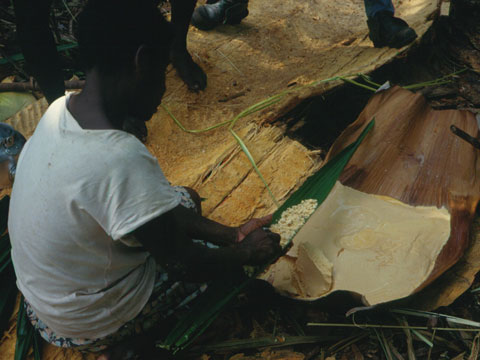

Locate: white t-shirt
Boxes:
[9,94,181,339]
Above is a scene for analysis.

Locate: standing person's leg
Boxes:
[364,0,395,18]
[13,0,65,104]
[364,0,417,48]
[170,0,208,91]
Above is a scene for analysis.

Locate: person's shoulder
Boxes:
[94,130,157,167]
[98,131,147,155]
[36,95,68,127]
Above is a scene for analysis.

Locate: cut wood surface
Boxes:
[326,85,480,293]
[3,0,439,227]
[152,0,438,224]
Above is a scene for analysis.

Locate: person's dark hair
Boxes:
[76,0,173,132]
[77,0,173,75]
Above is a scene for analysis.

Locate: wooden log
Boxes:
[0,80,85,93]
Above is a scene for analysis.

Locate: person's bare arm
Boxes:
[172,205,237,245]
[172,205,273,246]
[133,205,281,281]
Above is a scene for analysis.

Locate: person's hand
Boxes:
[236,214,273,243]
[236,228,282,266]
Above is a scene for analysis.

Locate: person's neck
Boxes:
[68,69,116,130]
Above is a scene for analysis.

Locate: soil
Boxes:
[277,15,480,154]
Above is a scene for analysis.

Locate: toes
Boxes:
[185,67,207,91]
[172,53,208,91]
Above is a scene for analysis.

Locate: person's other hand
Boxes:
[236,228,281,265]
[236,214,273,243]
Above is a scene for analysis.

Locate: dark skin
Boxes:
[13,0,207,104]
[135,200,280,281]
[170,0,208,91]
[68,45,281,284]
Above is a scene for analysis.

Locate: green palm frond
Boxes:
[15,296,41,360]
[0,196,15,336]
[159,119,374,354]
[273,119,374,222]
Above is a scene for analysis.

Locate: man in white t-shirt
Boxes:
[8,0,281,357]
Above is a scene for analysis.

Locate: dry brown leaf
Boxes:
[230,354,248,360]
[351,344,364,360]
[268,349,305,360]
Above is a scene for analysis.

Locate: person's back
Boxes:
[9,93,180,338]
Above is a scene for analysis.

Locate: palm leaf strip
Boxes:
[160,119,374,353]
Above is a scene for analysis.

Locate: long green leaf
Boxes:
[308,322,480,332]
[14,298,41,360]
[0,246,12,268]
[411,329,434,348]
[159,118,374,354]
[230,129,279,207]
[392,309,480,328]
[0,196,16,335]
[15,297,35,360]
[190,335,342,353]
[374,329,394,360]
[272,118,375,223]
[0,235,10,253]
[0,265,17,334]
[161,279,252,353]
[0,196,10,235]
[0,256,12,273]
[33,332,42,360]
